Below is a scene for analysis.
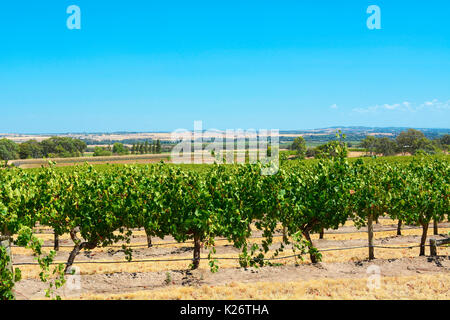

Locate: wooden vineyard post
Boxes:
[429,239,437,256]
[429,238,450,257]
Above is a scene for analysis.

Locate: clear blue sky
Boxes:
[0,1,449,133]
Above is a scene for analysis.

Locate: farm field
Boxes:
[12,219,450,300]
[10,153,170,169]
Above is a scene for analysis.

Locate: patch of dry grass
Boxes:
[76,274,450,300]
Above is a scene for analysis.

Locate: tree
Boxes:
[73,139,87,155]
[396,129,425,155]
[18,140,43,159]
[156,140,162,154]
[291,137,307,159]
[441,134,450,147]
[40,137,86,158]
[0,139,19,166]
[374,137,398,156]
[360,136,377,156]
[413,137,438,155]
[305,148,317,158]
[112,143,129,155]
[93,147,112,157]
[440,134,450,152]
[315,141,348,159]
[144,141,149,154]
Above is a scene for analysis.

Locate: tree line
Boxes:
[92,140,162,157]
[289,129,449,159]
[0,137,87,166]
[360,129,449,156]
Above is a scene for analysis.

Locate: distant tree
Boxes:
[360,136,377,156]
[156,140,161,153]
[144,141,149,154]
[305,147,317,158]
[374,137,398,156]
[138,143,144,154]
[440,134,450,151]
[412,137,438,155]
[0,139,19,166]
[291,136,307,159]
[73,139,87,155]
[131,144,136,154]
[151,141,156,154]
[112,143,129,155]
[315,130,348,159]
[93,147,113,157]
[40,137,86,158]
[396,129,426,155]
[314,139,348,159]
[18,140,43,159]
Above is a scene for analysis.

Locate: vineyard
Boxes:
[1,153,449,300]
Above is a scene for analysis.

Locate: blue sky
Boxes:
[0,1,449,133]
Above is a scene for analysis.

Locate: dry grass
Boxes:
[76,274,450,300]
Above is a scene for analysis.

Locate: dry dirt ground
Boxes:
[12,219,450,300]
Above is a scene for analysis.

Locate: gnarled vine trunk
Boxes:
[368,212,375,260]
[302,230,318,264]
[397,220,402,236]
[419,222,429,256]
[54,233,60,251]
[192,234,201,269]
[144,227,152,248]
[65,227,97,273]
[282,226,288,243]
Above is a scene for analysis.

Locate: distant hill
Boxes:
[1,127,448,146]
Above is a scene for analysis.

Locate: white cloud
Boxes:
[353,99,449,114]
[330,104,338,109]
